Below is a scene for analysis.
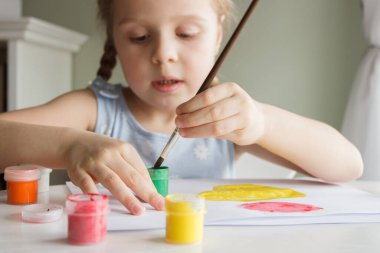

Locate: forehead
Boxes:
[113,0,219,25]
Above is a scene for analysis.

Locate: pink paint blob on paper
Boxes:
[240,202,322,213]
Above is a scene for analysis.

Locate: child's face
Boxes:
[113,0,223,111]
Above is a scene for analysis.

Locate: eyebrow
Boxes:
[117,14,209,27]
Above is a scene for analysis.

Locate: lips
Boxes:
[151,77,183,93]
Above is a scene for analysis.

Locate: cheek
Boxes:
[185,47,216,86]
[190,35,219,70]
[114,37,148,85]
[118,53,147,86]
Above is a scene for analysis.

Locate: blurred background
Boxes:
[1,0,366,181]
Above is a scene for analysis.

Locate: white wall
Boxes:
[8,40,72,109]
[0,0,21,19]
[23,0,366,128]
[22,0,366,180]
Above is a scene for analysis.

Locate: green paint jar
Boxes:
[148,166,169,197]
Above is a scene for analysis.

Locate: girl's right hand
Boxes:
[61,129,164,215]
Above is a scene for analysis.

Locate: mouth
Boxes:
[152,78,182,85]
[152,77,183,92]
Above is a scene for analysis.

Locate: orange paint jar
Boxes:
[4,166,41,205]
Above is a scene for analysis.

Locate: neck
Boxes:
[123,88,177,134]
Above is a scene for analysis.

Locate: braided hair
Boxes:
[96,37,117,81]
[96,0,116,81]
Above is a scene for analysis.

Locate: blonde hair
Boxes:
[96,0,235,81]
[213,0,235,27]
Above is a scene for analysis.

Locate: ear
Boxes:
[215,15,225,54]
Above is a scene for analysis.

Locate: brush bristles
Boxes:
[153,157,164,169]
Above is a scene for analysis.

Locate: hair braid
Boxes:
[96,37,117,81]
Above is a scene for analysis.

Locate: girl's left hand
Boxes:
[175,82,266,146]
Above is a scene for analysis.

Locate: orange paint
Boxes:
[7,180,38,204]
[4,165,40,205]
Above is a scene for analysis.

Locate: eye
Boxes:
[176,25,200,40]
[129,34,151,44]
[177,32,197,39]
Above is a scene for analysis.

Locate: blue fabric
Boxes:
[89,76,235,179]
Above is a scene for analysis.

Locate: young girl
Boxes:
[0,0,363,215]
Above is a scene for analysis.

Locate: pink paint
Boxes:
[66,194,109,245]
[240,202,322,213]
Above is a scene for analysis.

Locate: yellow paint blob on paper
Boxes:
[198,184,305,202]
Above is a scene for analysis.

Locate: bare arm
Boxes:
[0,89,164,214]
[0,88,96,169]
[236,103,363,182]
[0,120,73,170]
[176,83,363,183]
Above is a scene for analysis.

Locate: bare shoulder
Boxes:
[48,88,96,109]
[46,88,97,129]
[0,88,98,131]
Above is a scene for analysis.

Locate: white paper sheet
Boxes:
[66,179,380,230]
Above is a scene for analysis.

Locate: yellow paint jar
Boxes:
[165,194,205,244]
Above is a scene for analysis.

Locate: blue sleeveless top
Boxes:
[89,77,235,179]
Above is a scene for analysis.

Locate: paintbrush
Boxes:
[153,0,260,168]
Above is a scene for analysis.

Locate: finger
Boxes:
[105,149,164,211]
[116,162,164,211]
[121,144,151,180]
[92,164,146,215]
[175,95,241,129]
[178,113,244,138]
[177,83,236,114]
[68,168,99,194]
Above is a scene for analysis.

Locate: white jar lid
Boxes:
[4,165,41,182]
[22,204,63,223]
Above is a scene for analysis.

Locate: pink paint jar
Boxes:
[66,193,109,245]
[4,165,41,205]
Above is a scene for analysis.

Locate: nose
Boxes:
[151,35,178,65]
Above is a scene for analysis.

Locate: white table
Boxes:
[1,180,380,253]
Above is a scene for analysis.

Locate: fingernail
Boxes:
[132,205,145,215]
[178,128,186,137]
[156,197,165,211]
[175,117,182,127]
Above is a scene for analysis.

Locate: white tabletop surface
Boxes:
[1,180,380,253]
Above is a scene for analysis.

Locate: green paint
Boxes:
[148,166,169,197]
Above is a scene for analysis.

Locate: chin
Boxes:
[149,100,178,112]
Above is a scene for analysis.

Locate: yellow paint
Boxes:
[165,194,205,244]
[198,184,305,201]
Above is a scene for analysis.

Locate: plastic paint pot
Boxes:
[148,166,168,197]
[66,193,109,245]
[165,193,205,244]
[4,165,41,205]
[38,168,52,193]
